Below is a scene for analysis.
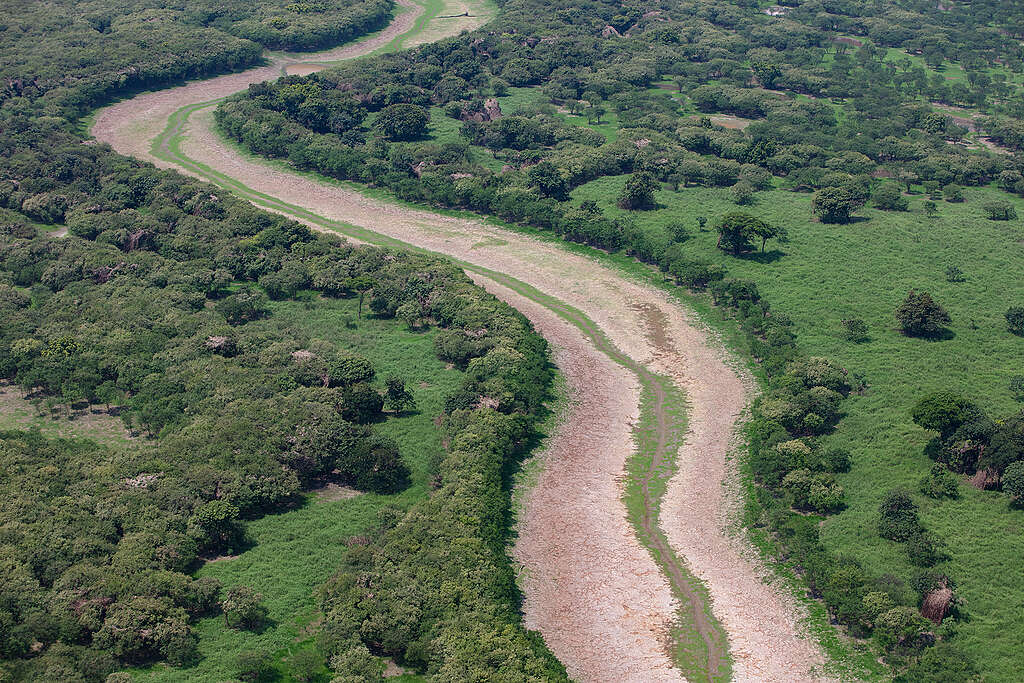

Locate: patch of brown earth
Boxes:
[312,482,362,502]
[473,273,684,682]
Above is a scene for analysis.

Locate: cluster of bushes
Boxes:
[911,392,1024,506]
[316,271,564,680]
[0,120,558,679]
[682,265,976,670]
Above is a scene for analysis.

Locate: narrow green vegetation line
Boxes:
[154,97,732,681]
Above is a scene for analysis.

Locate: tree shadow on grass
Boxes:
[737,248,785,264]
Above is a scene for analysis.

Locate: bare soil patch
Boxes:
[311,482,362,502]
[473,274,684,682]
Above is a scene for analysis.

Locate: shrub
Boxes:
[873,183,909,211]
[236,649,276,683]
[841,317,868,342]
[290,649,325,683]
[944,265,964,282]
[873,606,931,651]
[1006,306,1024,336]
[1011,375,1024,401]
[906,532,945,567]
[820,447,852,473]
[943,184,965,202]
[895,290,950,337]
[1002,461,1024,507]
[731,180,756,205]
[221,585,268,631]
[782,469,844,512]
[878,489,923,541]
[896,643,978,683]
[919,464,960,499]
[983,200,1017,220]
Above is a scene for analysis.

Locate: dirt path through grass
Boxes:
[91,8,828,680]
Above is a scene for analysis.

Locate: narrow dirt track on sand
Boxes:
[92,8,830,680]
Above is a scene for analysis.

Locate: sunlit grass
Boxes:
[572,175,1024,681]
[133,296,458,682]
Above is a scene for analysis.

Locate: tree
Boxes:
[873,183,909,211]
[877,489,922,542]
[1006,306,1024,335]
[911,392,982,440]
[813,186,857,223]
[236,649,276,683]
[731,180,755,205]
[715,212,768,255]
[751,61,782,88]
[221,585,267,630]
[189,500,242,552]
[215,288,270,325]
[384,376,416,413]
[374,104,428,141]
[895,290,950,337]
[617,171,658,210]
[983,200,1017,220]
[349,275,377,320]
[528,161,568,200]
[1003,461,1024,506]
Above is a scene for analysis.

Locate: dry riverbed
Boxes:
[92,11,828,679]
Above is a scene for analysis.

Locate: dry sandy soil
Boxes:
[92,11,830,680]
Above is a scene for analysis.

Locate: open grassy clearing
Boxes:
[572,174,1024,680]
[133,296,456,682]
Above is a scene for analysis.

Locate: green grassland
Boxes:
[133,295,457,682]
[572,174,1024,680]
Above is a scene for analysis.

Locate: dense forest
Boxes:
[216,0,1024,678]
[0,119,563,680]
[0,1,571,680]
[0,0,394,119]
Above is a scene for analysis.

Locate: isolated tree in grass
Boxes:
[873,182,909,211]
[895,290,950,337]
[384,376,416,413]
[813,186,857,224]
[348,275,376,319]
[877,489,923,541]
[617,171,658,210]
[222,585,267,630]
[374,103,428,141]
[983,200,1017,220]
[841,317,868,342]
[911,392,982,440]
[1006,306,1024,335]
[715,212,772,255]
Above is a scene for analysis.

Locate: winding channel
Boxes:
[91,2,828,680]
